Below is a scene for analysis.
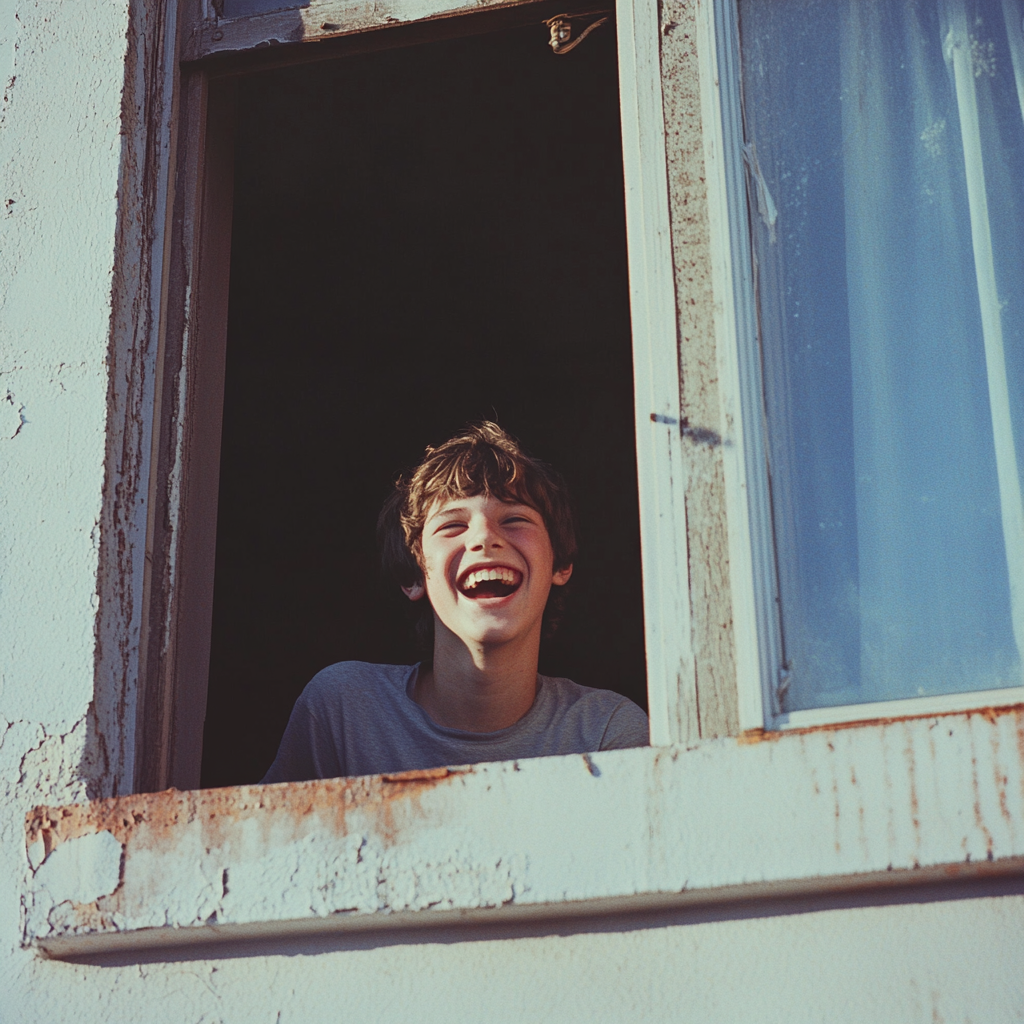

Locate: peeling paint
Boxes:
[20,709,1024,957]
[91,0,179,801]
[1,388,26,437]
[32,830,123,905]
[189,0,538,59]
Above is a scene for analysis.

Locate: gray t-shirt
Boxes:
[261,661,649,782]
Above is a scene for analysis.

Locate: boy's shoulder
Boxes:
[299,660,414,707]
[537,674,649,749]
[539,673,633,706]
[307,660,413,683]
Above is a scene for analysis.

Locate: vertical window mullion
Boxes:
[617,0,700,745]
[696,0,782,731]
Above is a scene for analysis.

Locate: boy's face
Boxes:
[403,493,572,651]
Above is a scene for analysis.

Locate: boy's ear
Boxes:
[552,564,573,587]
[402,580,427,601]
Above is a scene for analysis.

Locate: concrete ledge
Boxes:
[23,707,1024,959]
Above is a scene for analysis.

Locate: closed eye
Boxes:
[434,520,468,534]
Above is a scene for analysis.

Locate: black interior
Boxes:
[200,19,646,788]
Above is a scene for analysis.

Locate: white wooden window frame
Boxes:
[698,0,1024,734]
[135,0,699,791]
[617,0,697,747]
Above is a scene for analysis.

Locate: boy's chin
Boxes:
[438,609,538,648]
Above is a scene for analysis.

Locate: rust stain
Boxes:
[737,728,771,745]
[374,767,471,842]
[832,771,841,854]
[27,768,469,862]
[381,767,464,783]
[880,735,898,856]
[1016,716,1024,809]
[989,725,1012,828]
[904,723,920,840]
[736,704,1024,745]
[969,746,995,858]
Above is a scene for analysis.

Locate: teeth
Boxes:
[463,567,519,589]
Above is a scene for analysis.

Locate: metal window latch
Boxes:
[776,664,793,709]
[545,13,610,54]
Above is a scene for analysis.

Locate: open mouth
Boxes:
[458,566,523,599]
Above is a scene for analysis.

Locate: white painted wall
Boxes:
[11,894,1024,1024]
[1,5,129,1004]
[1,3,1022,1022]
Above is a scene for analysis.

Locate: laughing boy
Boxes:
[261,422,648,782]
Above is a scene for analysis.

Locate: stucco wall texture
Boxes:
[10,897,1024,1024]
[1,2,1023,1021]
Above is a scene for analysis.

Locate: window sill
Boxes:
[23,707,1024,959]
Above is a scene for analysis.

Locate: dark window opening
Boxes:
[200,21,645,788]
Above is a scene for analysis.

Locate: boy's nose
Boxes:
[467,516,502,550]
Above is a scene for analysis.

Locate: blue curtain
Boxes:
[738,0,1024,710]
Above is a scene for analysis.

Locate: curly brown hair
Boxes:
[377,422,577,656]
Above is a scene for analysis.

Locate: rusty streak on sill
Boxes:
[26,765,469,854]
[739,703,1024,745]
[381,766,470,783]
[26,707,1024,856]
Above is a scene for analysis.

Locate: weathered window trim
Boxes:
[23,708,1024,959]
[776,685,1024,732]
[137,64,237,794]
[692,0,769,735]
[185,0,607,60]
[137,0,699,793]
[617,0,697,746]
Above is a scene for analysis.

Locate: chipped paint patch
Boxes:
[0,389,26,438]
[31,830,122,904]
[25,830,124,939]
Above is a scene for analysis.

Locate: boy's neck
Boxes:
[410,624,542,733]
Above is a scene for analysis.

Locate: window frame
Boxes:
[136,0,698,792]
[698,0,1024,733]
[135,0,1024,790]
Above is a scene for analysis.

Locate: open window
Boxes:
[708,0,1024,729]
[201,21,648,788]
[138,0,689,792]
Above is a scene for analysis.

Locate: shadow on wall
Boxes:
[64,873,1024,967]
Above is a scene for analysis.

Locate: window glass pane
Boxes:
[738,0,1024,710]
